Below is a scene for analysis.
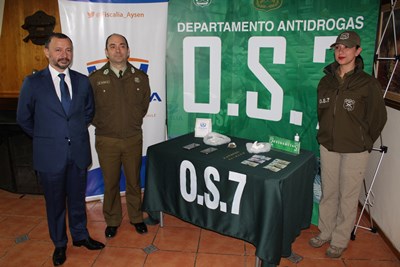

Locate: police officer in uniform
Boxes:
[89,33,150,238]
[309,31,387,258]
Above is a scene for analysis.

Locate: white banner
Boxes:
[58,0,168,198]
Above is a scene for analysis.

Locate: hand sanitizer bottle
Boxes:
[294,133,300,142]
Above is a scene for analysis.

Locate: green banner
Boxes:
[166,0,380,154]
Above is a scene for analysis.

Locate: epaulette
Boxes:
[132,66,148,77]
[89,69,97,76]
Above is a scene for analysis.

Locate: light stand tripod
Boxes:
[351,144,388,240]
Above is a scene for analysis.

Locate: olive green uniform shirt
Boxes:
[89,62,150,138]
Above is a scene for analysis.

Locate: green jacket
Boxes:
[89,62,150,138]
[317,57,387,153]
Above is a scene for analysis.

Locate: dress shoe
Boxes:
[105,226,118,238]
[73,236,105,250]
[131,222,148,234]
[52,246,66,266]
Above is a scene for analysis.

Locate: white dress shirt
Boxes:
[48,65,73,101]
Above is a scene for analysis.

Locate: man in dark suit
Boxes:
[17,32,104,266]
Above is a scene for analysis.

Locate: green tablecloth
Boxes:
[142,133,316,266]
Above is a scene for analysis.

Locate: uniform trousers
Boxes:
[95,134,143,226]
[318,145,369,248]
[38,162,89,248]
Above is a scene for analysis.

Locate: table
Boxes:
[142,133,316,267]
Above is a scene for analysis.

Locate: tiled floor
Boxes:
[0,189,399,267]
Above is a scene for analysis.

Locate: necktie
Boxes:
[119,70,123,78]
[58,73,71,114]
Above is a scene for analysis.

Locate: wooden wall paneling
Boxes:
[0,0,61,98]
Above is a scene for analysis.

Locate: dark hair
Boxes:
[105,33,129,49]
[44,32,73,48]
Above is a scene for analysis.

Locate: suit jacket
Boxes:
[17,67,94,172]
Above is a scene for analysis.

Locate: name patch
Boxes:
[97,80,110,86]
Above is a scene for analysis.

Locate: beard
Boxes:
[55,58,71,70]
